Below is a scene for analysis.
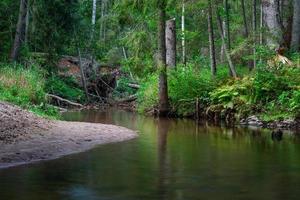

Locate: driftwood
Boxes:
[127,83,140,89]
[117,95,137,103]
[47,94,83,107]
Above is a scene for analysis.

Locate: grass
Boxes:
[0,63,59,118]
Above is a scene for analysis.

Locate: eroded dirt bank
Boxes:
[0,102,137,169]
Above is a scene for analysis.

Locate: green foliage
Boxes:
[168,65,214,116]
[45,75,85,103]
[113,77,137,99]
[137,74,158,113]
[138,65,215,116]
[0,63,59,118]
[209,64,300,120]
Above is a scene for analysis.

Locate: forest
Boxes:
[2,1,300,199]
[1,0,300,124]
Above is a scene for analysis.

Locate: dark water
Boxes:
[1,109,300,200]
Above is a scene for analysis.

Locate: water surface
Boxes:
[0,109,300,200]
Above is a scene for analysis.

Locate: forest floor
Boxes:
[0,101,137,169]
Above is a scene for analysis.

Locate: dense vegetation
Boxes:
[0,0,299,123]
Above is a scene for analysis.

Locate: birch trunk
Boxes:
[181,1,186,65]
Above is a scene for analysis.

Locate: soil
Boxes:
[0,102,137,169]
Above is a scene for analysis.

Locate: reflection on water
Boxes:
[0,108,300,200]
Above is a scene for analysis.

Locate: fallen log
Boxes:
[46,94,83,107]
[117,95,137,103]
[127,83,140,89]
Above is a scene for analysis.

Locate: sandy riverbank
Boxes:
[0,102,137,169]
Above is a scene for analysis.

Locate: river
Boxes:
[0,108,300,200]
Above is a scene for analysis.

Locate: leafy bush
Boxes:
[137,65,215,116]
[168,65,214,116]
[45,75,85,103]
[137,74,158,113]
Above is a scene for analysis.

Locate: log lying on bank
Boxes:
[46,94,83,108]
[127,83,140,89]
[116,95,137,103]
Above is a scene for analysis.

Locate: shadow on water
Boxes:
[1,108,300,200]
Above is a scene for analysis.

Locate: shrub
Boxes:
[45,75,85,103]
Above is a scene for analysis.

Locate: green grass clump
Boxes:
[0,63,59,118]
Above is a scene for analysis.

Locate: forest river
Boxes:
[0,108,300,200]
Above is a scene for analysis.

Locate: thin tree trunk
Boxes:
[220,21,226,62]
[25,0,29,44]
[208,0,217,77]
[252,0,257,69]
[291,0,300,51]
[157,0,169,115]
[166,18,176,68]
[242,0,249,37]
[216,12,237,78]
[181,1,186,65]
[10,0,28,61]
[260,1,263,45]
[92,0,97,35]
[100,0,105,41]
[78,48,90,101]
[224,0,231,49]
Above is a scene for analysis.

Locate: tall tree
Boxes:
[224,0,231,49]
[92,0,97,33]
[166,18,176,68]
[291,0,300,51]
[262,0,283,48]
[208,0,217,76]
[157,0,169,116]
[216,12,237,78]
[242,0,249,37]
[181,0,186,65]
[252,0,257,69]
[10,0,28,61]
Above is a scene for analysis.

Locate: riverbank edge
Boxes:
[0,102,138,169]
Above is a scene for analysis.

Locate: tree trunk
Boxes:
[252,0,257,69]
[166,18,176,68]
[25,0,29,44]
[291,0,300,51]
[92,0,97,35]
[78,48,90,101]
[242,0,249,37]
[208,0,217,77]
[100,0,106,41]
[224,0,231,49]
[262,0,283,49]
[216,12,237,78]
[10,0,28,61]
[260,1,264,45]
[181,1,186,65]
[157,0,169,116]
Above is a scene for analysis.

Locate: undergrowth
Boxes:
[138,61,300,121]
